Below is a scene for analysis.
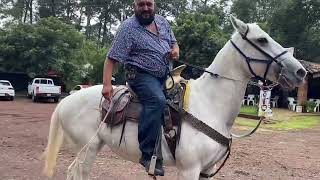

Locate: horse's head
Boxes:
[230,16,307,89]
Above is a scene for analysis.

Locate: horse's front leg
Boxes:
[178,167,202,180]
[199,164,216,180]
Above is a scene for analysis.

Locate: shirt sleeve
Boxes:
[107,23,132,64]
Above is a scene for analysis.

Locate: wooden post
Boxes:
[297,77,309,105]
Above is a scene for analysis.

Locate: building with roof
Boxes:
[297,60,320,105]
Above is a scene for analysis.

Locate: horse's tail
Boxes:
[42,102,64,177]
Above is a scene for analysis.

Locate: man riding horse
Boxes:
[101,0,179,176]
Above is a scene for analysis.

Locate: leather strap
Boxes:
[179,109,231,147]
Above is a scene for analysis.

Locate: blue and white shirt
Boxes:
[108,15,177,78]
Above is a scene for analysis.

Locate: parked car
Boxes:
[69,85,92,94]
[0,80,15,101]
[27,78,61,102]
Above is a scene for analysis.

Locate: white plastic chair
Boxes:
[247,94,255,106]
[242,96,247,105]
[271,96,279,108]
[314,99,320,112]
[287,97,297,111]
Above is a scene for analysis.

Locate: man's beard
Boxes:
[135,11,155,26]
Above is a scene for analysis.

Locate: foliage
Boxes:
[156,0,188,17]
[240,106,259,116]
[0,17,107,89]
[235,115,320,130]
[231,0,320,62]
[173,11,229,67]
[302,101,317,113]
[269,0,320,62]
[79,41,109,85]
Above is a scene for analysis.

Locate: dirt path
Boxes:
[0,97,319,180]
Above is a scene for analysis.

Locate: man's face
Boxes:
[134,0,155,25]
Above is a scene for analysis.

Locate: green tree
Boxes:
[230,0,320,62]
[269,0,320,62]
[173,12,229,67]
[0,17,107,88]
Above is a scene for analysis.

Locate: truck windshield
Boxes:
[40,79,48,84]
[0,82,11,86]
[34,79,53,84]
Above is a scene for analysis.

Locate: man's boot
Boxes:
[139,158,165,176]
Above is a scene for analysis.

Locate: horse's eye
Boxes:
[257,37,268,44]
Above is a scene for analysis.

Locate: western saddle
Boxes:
[101,65,187,159]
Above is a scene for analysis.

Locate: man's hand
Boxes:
[170,44,179,61]
[102,84,113,101]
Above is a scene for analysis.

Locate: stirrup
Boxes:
[148,155,157,175]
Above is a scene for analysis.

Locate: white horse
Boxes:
[42,16,306,180]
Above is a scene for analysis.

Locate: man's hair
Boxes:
[134,0,155,5]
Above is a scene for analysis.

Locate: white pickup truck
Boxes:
[27,78,61,102]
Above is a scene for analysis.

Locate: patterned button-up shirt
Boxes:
[107,15,177,78]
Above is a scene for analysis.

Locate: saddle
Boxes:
[101,65,187,158]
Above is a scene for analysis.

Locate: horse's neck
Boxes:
[188,41,251,137]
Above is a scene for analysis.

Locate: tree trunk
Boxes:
[85,5,92,38]
[101,9,108,45]
[66,0,71,21]
[29,0,33,24]
[85,14,91,38]
[98,19,103,42]
[297,77,309,106]
[23,0,29,23]
[51,0,56,17]
[18,0,25,22]
[77,6,84,31]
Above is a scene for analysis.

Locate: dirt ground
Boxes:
[0,97,319,180]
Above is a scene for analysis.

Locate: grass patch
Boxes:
[235,115,320,131]
[235,118,260,128]
[239,106,258,116]
[266,116,320,130]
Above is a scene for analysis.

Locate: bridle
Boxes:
[230,25,288,84]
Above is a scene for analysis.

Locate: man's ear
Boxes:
[230,15,248,36]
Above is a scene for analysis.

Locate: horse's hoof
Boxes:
[148,175,157,180]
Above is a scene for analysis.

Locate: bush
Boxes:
[302,101,317,112]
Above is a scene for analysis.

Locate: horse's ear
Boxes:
[285,47,295,56]
[230,15,248,36]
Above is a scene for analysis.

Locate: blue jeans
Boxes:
[127,71,166,162]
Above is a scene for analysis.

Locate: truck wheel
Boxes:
[32,95,38,102]
[54,97,59,103]
[27,93,32,99]
[9,96,14,101]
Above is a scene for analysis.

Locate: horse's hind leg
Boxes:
[67,138,104,180]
